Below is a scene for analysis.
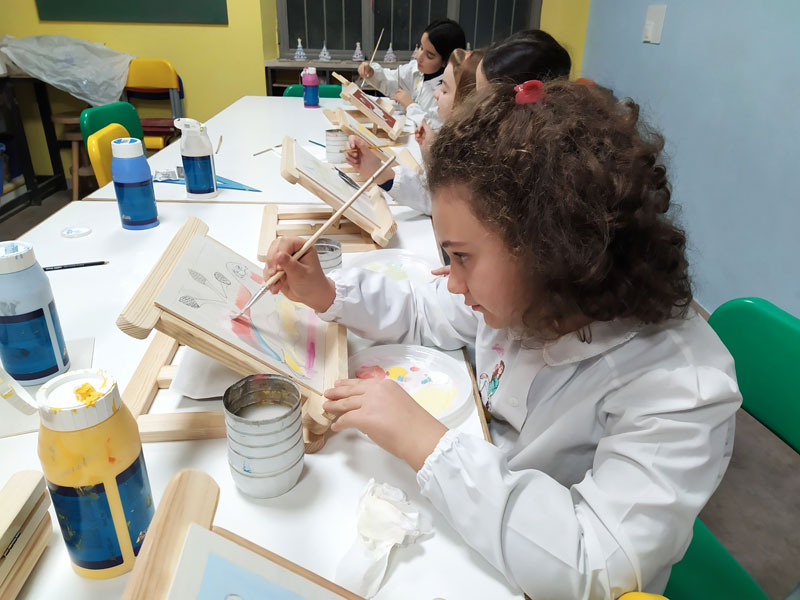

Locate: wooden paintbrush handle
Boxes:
[267,155,397,288]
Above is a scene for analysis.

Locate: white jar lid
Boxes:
[0,241,35,274]
[36,369,121,431]
[111,137,144,159]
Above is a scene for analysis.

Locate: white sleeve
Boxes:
[417,366,740,599]
[367,63,408,97]
[388,166,431,215]
[317,268,478,349]
[405,102,442,129]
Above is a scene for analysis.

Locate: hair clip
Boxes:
[514,80,545,105]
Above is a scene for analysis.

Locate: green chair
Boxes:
[80,102,170,152]
[638,297,800,600]
[282,84,342,98]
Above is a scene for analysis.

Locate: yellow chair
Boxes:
[87,123,130,187]
[121,58,184,150]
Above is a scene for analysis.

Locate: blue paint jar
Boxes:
[302,67,320,108]
[0,241,70,385]
[110,138,159,230]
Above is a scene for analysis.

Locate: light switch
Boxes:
[642,5,667,44]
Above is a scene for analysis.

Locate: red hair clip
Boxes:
[514,80,545,105]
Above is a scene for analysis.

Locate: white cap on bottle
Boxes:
[111,137,145,159]
[36,369,121,431]
[0,241,36,274]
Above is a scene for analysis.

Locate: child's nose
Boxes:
[446,270,468,296]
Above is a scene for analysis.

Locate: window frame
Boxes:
[276,0,541,62]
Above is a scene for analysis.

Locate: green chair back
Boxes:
[709,297,800,452]
[283,84,342,98]
[664,297,800,600]
[80,102,144,147]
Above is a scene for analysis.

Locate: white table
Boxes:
[2,200,519,599]
[84,96,416,206]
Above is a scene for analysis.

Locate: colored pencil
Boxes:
[308,139,326,149]
[43,260,108,271]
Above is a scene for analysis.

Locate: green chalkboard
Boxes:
[35,0,228,24]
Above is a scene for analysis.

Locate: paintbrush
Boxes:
[343,142,400,154]
[253,143,282,156]
[357,28,384,89]
[231,155,397,320]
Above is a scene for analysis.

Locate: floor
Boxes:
[1,190,798,599]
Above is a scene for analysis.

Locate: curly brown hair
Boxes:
[426,81,692,338]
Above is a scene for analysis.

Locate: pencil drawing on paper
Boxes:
[156,235,326,392]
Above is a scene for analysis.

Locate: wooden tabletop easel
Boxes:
[116,217,348,453]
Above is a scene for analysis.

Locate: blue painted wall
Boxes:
[581,1,800,316]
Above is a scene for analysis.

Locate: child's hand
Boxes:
[358,62,374,79]
[392,89,413,108]
[345,136,394,185]
[323,378,448,471]
[431,265,450,277]
[264,236,336,313]
[414,119,435,150]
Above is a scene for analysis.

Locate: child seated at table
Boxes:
[265,80,741,599]
[349,47,481,215]
[348,29,571,216]
[357,18,466,128]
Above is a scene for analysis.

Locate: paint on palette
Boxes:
[197,553,303,600]
[355,361,456,417]
[156,236,325,393]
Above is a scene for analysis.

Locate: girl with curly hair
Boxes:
[265,81,741,599]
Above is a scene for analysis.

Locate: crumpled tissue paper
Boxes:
[336,479,432,598]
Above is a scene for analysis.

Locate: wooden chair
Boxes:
[51,111,94,201]
[629,297,800,599]
[87,123,130,187]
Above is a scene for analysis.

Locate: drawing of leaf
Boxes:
[188,269,208,285]
[179,295,201,309]
[214,272,231,286]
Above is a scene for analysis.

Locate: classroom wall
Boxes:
[260,0,279,60]
[1,0,267,176]
[540,0,591,79]
[581,1,800,317]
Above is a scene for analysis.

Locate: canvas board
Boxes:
[292,142,380,225]
[167,524,354,600]
[155,235,326,394]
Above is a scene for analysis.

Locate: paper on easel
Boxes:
[335,480,432,598]
[169,347,241,400]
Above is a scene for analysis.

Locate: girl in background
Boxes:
[358,18,466,128]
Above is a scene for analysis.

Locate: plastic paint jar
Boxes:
[36,369,155,578]
[175,118,218,199]
[110,138,159,230]
[302,66,320,108]
[0,241,70,385]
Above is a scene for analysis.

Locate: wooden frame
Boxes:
[257,205,381,262]
[123,469,364,600]
[116,217,347,452]
[0,471,52,600]
[280,136,396,247]
[332,72,406,140]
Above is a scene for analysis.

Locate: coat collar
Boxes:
[542,319,642,366]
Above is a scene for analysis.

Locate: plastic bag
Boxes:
[0,35,133,106]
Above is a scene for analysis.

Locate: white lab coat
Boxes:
[368,60,442,128]
[388,165,431,215]
[318,269,741,600]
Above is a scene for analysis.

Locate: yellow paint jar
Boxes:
[36,369,154,578]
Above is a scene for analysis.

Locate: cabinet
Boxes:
[265,59,396,97]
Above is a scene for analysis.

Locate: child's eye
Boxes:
[453,253,469,264]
